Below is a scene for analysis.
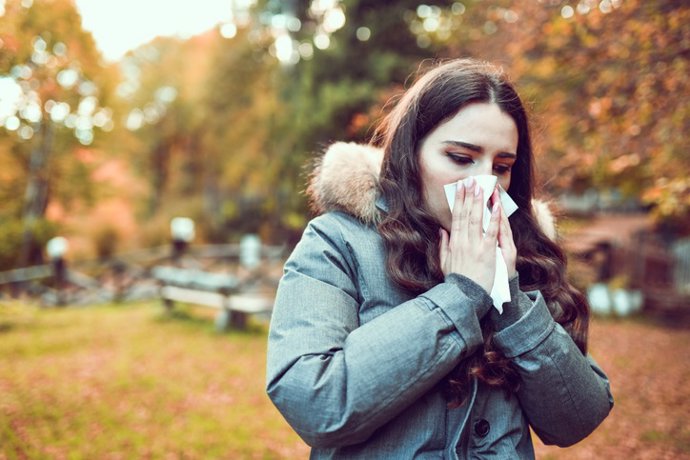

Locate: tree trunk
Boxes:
[19,121,53,267]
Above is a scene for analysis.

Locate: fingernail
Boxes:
[474,185,481,197]
[492,202,500,214]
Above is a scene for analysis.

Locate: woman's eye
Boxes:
[493,164,512,174]
[447,153,473,165]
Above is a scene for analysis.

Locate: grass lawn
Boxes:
[1,300,690,459]
[0,301,308,459]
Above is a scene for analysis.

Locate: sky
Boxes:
[74,0,234,62]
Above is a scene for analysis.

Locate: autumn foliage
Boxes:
[0,0,688,269]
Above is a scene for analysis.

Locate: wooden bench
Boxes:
[151,266,273,330]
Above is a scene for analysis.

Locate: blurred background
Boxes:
[0,0,689,458]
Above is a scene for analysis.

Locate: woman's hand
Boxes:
[439,178,501,293]
[491,188,517,278]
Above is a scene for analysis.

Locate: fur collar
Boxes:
[307,141,556,239]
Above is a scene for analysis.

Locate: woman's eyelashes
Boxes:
[493,164,513,175]
[446,152,473,165]
[445,151,513,175]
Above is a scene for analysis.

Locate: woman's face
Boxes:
[418,102,519,231]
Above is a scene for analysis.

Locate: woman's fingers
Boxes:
[441,178,499,292]
[450,181,466,235]
[439,227,449,270]
[452,178,481,239]
[498,204,514,245]
[492,188,517,277]
[484,202,500,243]
[468,180,484,240]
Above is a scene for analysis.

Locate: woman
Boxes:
[266,58,613,459]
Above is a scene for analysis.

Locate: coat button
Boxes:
[474,419,490,437]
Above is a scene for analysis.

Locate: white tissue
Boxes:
[443,175,518,313]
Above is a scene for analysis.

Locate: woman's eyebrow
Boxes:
[442,140,483,152]
[443,140,517,158]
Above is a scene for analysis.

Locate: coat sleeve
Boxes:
[265,214,493,448]
[491,281,614,447]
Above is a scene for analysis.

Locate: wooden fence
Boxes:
[0,241,286,308]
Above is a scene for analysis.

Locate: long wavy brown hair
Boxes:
[373,58,590,406]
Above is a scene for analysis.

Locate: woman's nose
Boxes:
[477,160,494,177]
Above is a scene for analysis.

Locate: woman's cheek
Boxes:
[499,175,511,191]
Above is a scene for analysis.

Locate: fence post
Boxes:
[672,238,690,295]
[46,236,68,306]
[170,217,195,263]
[240,234,261,270]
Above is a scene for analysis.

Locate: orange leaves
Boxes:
[487,0,690,227]
[642,177,690,225]
[587,97,613,119]
[607,153,641,175]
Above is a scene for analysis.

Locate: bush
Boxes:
[0,217,57,270]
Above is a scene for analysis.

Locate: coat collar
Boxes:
[307,142,383,225]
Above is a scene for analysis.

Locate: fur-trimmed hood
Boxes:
[307,142,557,239]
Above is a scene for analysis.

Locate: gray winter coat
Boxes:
[266,142,613,459]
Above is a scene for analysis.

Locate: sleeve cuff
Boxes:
[420,274,493,353]
[493,290,556,358]
[443,273,494,320]
[491,273,531,330]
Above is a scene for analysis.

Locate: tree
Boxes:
[256,0,450,240]
[443,0,690,231]
[0,0,115,267]
[116,32,221,216]
[198,20,285,240]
